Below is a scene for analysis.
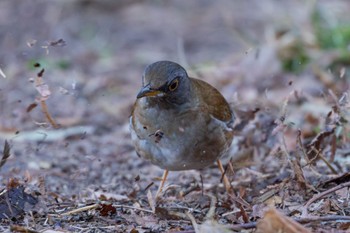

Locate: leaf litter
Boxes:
[1,1,350,232]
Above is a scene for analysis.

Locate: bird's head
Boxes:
[137,61,191,105]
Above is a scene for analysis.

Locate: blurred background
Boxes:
[0,0,350,231]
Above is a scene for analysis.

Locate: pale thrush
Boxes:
[130,61,235,195]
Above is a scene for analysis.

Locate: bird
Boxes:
[129,61,235,197]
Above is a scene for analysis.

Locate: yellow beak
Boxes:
[137,86,164,99]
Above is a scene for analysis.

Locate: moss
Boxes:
[281,43,310,74]
[312,8,350,50]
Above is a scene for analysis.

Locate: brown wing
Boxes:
[190,77,233,123]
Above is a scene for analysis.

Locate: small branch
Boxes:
[205,194,217,220]
[113,204,154,214]
[302,181,350,216]
[60,203,99,216]
[40,100,59,129]
[229,222,257,231]
[54,203,154,217]
[296,215,350,224]
[186,212,199,233]
[34,68,59,129]
[281,132,294,171]
[310,147,337,174]
[229,214,350,231]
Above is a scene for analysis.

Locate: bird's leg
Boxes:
[155,169,169,198]
[217,160,233,194]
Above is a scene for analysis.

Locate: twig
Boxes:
[229,214,350,231]
[296,215,350,224]
[205,194,217,219]
[281,132,294,170]
[143,181,154,191]
[113,204,154,214]
[309,147,338,174]
[297,130,323,179]
[55,203,154,217]
[172,204,202,214]
[40,100,59,129]
[301,181,350,216]
[180,183,200,197]
[185,194,217,233]
[34,68,59,129]
[217,160,233,194]
[297,129,310,163]
[186,212,199,233]
[60,203,99,216]
[230,222,257,231]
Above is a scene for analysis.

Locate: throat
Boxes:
[146,96,190,109]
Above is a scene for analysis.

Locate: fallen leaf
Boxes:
[48,38,66,47]
[0,185,38,220]
[26,103,38,113]
[0,140,10,170]
[256,208,311,233]
[98,203,116,216]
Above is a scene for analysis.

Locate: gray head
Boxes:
[137,61,192,105]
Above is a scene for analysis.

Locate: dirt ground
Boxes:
[1,1,350,232]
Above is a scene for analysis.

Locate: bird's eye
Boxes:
[168,79,179,91]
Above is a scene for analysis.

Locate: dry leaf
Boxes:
[0,140,10,170]
[48,38,66,47]
[147,189,155,213]
[257,208,311,233]
[26,103,38,113]
[35,83,51,98]
[306,129,334,160]
[0,185,38,220]
[98,203,116,216]
[291,157,307,190]
[26,39,37,47]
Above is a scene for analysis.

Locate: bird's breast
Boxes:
[130,98,233,170]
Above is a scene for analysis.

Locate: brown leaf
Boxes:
[0,140,10,170]
[26,103,38,113]
[129,228,139,233]
[37,68,45,78]
[306,129,334,160]
[10,225,38,233]
[49,39,66,47]
[98,203,116,216]
[339,222,350,231]
[291,156,307,190]
[7,178,20,189]
[256,208,311,233]
[321,172,350,187]
[33,62,41,68]
[329,134,336,162]
[154,206,181,220]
